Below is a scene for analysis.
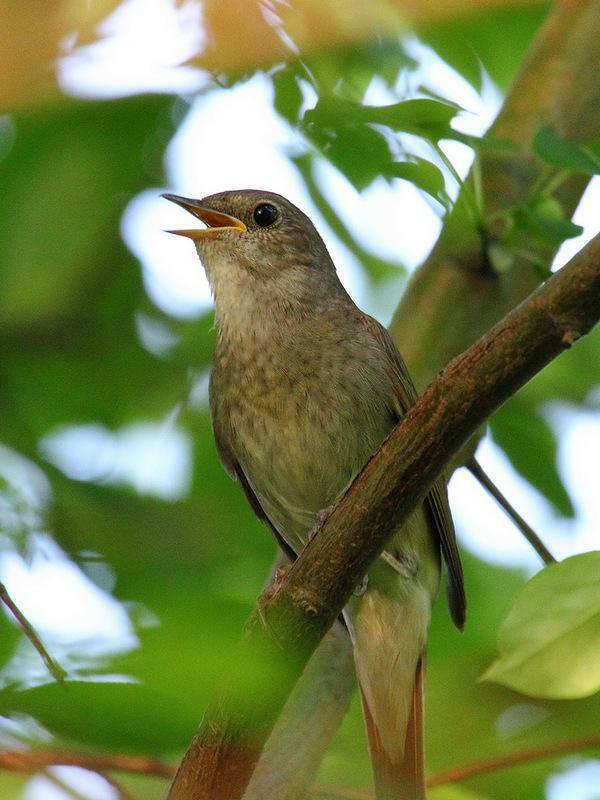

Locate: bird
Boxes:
[163,189,465,800]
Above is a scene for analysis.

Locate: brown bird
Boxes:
[164,189,465,800]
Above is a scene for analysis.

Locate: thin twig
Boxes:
[2,733,598,797]
[467,457,556,564]
[427,733,600,787]
[0,749,174,778]
[0,582,67,682]
[44,770,90,800]
[311,732,600,798]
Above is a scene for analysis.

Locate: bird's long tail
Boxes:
[350,586,430,800]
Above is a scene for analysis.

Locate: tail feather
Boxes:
[360,658,426,800]
[349,582,431,800]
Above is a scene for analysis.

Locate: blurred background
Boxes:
[0,1,599,799]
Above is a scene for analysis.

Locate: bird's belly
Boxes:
[229,390,393,550]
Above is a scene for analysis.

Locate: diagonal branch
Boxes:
[168,233,600,800]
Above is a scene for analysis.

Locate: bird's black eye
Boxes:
[253,202,279,227]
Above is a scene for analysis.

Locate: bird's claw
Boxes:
[308,502,337,540]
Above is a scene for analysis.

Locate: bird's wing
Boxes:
[212,419,299,563]
[362,314,466,629]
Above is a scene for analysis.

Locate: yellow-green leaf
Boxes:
[482,553,600,699]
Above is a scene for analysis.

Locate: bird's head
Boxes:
[163,189,339,293]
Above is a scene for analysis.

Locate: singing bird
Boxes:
[164,190,465,799]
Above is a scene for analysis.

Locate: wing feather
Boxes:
[212,418,299,563]
[362,314,466,629]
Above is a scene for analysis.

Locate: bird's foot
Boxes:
[264,564,291,601]
[308,502,337,540]
[256,564,291,639]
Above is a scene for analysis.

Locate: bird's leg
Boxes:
[256,560,291,639]
[381,549,418,579]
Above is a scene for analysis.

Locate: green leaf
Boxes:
[0,95,174,334]
[305,96,461,141]
[483,553,600,699]
[514,204,583,245]
[533,127,600,175]
[311,121,394,191]
[272,65,304,123]
[360,98,462,139]
[451,131,516,153]
[490,399,575,517]
[0,603,20,670]
[387,158,449,205]
[420,4,547,91]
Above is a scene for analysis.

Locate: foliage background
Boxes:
[0,2,598,799]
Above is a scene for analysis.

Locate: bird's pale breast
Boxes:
[211,324,397,552]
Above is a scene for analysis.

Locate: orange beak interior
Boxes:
[162,193,247,240]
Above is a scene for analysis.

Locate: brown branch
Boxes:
[0,749,173,779]
[244,617,355,800]
[0,582,66,683]
[167,233,600,800]
[3,732,597,798]
[427,733,600,787]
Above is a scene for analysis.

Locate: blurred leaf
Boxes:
[0,95,174,334]
[0,606,20,670]
[420,3,548,90]
[193,0,406,76]
[0,773,29,800]
[363,98,462,138]
[0,681,194,753]
[430,788,492,800]
[516,324,600,407]
[514,204,583,245]
[451,132,516,152]
[490,398,574,517]
[533,127,600,175]
[0,1,121,109]
[483,553,600,699]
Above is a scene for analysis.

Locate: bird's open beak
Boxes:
[162,193,247,240]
